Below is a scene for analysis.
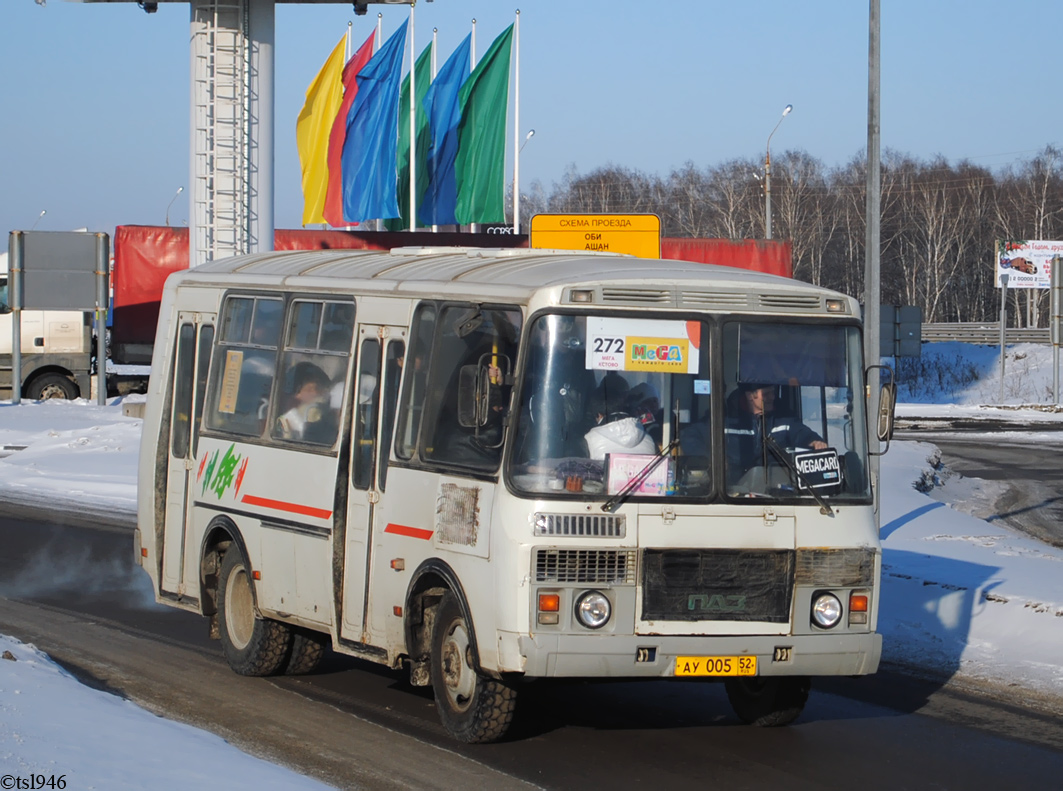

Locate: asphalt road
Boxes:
[896,428,1063,547]
[1,513,1062,790]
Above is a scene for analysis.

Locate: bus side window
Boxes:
[171,324,196,459]
[192,326,214,456]
[270,298,354,447]
[206,296,283,437]
[352,339,381,489]
[421,304,521,470]
[378,340,405,491]
[395,303,436,460]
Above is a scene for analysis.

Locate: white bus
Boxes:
[136,246,893,743]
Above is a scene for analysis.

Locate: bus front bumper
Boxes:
[514,632,881,678]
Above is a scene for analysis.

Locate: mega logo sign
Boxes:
[585,317,701,374]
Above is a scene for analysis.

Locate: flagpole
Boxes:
[470,18,477,235]
[432,27,439,233]
[513,10,521,235]
[375,13,383,231]
[408,5,416,231]
[343,22,352,231]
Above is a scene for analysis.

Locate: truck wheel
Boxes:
[217,549,292,676]
[283,628,329,675]
[430,591,517,743]
[725,676,810,727]
[26,373,79,401]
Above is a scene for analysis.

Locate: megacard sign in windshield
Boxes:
[995,240,1060,289]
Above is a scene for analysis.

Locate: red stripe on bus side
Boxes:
[241,494,333,520]
[384,523,434,541]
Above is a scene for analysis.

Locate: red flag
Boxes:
[323,32,376,227]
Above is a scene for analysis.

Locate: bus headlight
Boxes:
[574,590,611,629]
[811,592,843,629]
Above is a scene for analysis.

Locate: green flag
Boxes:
[386,42,434,231]
[454,24,514,225]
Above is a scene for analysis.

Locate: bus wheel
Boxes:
[217,549,292,676]
[26,373,78,401]
[284,628,329,675]
[430,591,517,743]
[725,676,810,727]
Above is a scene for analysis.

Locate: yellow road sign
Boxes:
[529,214,661,259]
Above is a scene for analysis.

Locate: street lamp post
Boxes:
[166,187,184,227]
[764,104,792,240]
[29,210,46,230]
[514,129,534,235]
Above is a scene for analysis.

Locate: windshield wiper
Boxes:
[600,439,679,513]
[760,427,835,517]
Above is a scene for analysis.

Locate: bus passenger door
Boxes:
[162,313,215,596]
[340,325,404,643]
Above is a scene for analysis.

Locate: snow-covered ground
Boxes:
[1,341,1062,786]
[0,635,329,791]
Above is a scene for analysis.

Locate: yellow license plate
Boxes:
[675,655,757,677]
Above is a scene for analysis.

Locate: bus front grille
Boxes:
[641,549,795,622]
[534,549,637,585]
[534,512,626,538]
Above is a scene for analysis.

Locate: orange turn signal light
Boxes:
[252,570,261,580]
[849,593,868,612]
[538,593,560,612]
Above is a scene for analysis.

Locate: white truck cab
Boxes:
[0,272,91,400]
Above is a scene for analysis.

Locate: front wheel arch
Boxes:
[404,559,487,677]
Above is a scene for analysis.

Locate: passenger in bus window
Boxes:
[583,375,656,460]
[276,362,335,442]
[725,383,826,480]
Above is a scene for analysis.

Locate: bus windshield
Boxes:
[510,313,712,498]
[508,313,870,503]
[720,320,870,501]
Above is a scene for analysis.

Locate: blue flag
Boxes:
[419,34,471,226]
[341,19,409,223]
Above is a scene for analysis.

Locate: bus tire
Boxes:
[725,676,810,727]
[430,591,516,743]
[217,549,292,676]
[284,628,328,675]
[26,373,79,401]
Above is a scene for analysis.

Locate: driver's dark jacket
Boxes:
[725,410,822,480]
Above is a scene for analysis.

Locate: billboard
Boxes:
[995,240,1060,289]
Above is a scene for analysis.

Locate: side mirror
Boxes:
[877,381,897,444]
[457,365,484,428]
[456,354,512,449]
[865,364,896,455]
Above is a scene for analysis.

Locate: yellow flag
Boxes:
[296,34,347,226]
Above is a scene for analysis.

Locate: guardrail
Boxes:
[921,322,1052,344]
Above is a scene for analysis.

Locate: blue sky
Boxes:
[2,0,1059,236]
